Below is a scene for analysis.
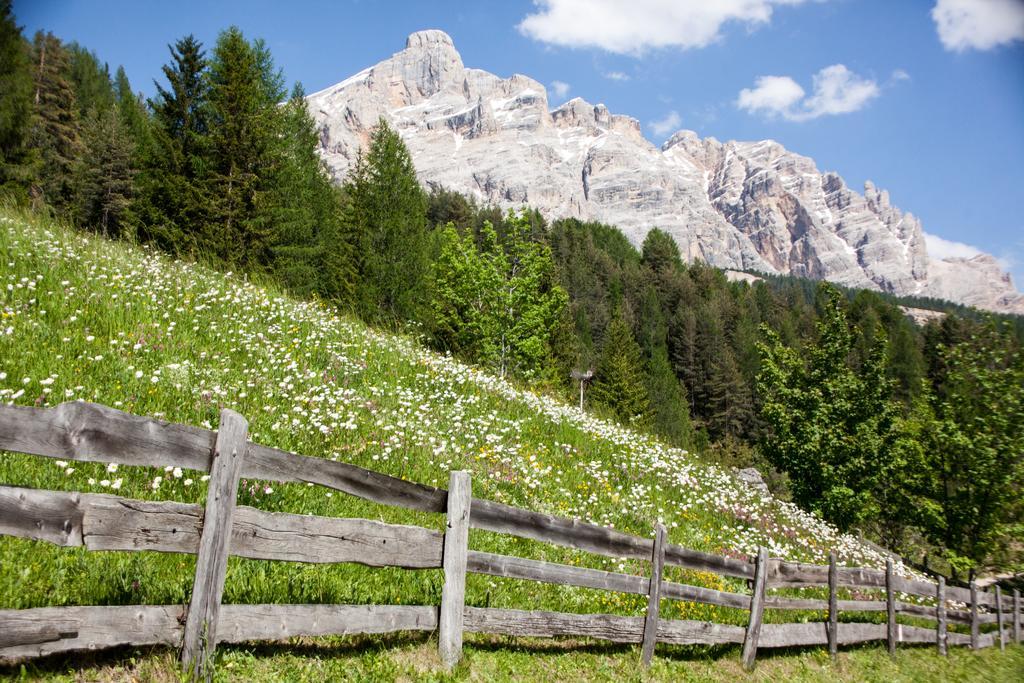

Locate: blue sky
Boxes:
[14,0,1024,285]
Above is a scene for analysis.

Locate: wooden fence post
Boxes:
[641,523,666,667]
[740,546,767,671]
[970,581,979,650]
[1014,589,1021,644]
[181,409,248,681]
[827,551,838,659]
[936,576,947,656]
[885,559,896,655]
[439,470,471,670]
[996,586,1005,651]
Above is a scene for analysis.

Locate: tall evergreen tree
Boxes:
[71,106,134,237]
[269,83,353,300]
[66,43,113,117]
[29,31,79,210]
[0,0,37,196]
[344,118,430,323]
[646,343,694,447]
[113,66,149,151]
[204,27,284,269]
[591,310,652,428]
[137,35,209,253]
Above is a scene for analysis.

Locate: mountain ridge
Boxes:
[308,29,1023,314]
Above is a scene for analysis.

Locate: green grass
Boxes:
[2,635,1023,682]
[0,204,1015,679]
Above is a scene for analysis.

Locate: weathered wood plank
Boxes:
[1,485,445,568]
[741,547,768,671]
[0,604,438,661]
[890,575,943,600]
[0,402,447,514]
[828,551,838,658]
[0,402,213,471]
[0,605,182,660]
[641,524,666,666]
[764,596,827,610]
[996,586,1005,651]
[896,625,940,645]
[970,581,979,650]
[947,631,972,647]
[216,604,437,643]
[886,559,896,656]
[662,542,754,579]
[1014,589,1021,644]
[937,576,947,655]
[245,442,446,513]
[763,599,941,618]
[468,498,653,562]
[181,409,248,681]
[760,622,937,649]
[227,507,442,568]
[947,608,972,625]
[767,560,889,589]
[83,496,203,553]
[463,607,642,643]
[758,622,887,648]
[466,551,647,594]
[657,619,746,645]
[661,580,750,610]
[3,489,426,565]
[0,624,74,649]
[439,470,470,670]
[0,485,84,547]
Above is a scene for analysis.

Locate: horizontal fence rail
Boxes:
[0,402,1019,675]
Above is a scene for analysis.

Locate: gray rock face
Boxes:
[308,30,1023,314]
[737,467,770,494]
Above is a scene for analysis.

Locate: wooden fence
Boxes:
[0,402,1020,678]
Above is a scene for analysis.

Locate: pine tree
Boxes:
[113,66,149,152]
[0,0,37,196]
[136,35,209,253]
[71,106,134,237]
[591,311,652,428]
[646,344,694,447]
[641,228,683,274]
[204,27,284,269]
[344,118,429,323]
[29,31,79,210]
[66,42,113,117]
[269,83,353,300]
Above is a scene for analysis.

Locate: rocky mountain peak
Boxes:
[307,31,1023,314]
[404,29,456,50]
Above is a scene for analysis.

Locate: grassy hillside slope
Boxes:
[3,206,1015,680]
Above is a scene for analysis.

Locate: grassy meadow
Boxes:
[0,205,1017,680]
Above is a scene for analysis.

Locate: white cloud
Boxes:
[648,110,682,136]
[924,232,983,260]
[800,65,880,118]
[736,64,879,121]
[550,80,571,99]
[518,0,816,55]
[736,76,805,116]
[603,71,630,81]
[890,68,911,83]
[932,0,1024,52]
